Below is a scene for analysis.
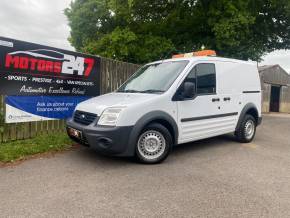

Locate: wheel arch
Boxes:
[125,111,178,156]
[236,103,259,132]
[145,119,176,144]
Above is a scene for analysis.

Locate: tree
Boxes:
[65,0,290,64]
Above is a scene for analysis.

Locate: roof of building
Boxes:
[258,65,277,71]
[258,64,290,86]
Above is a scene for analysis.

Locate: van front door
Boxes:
[177,63,234,144]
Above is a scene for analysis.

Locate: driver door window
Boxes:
[179,63,216,98]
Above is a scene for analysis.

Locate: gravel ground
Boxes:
[1,114,290,218]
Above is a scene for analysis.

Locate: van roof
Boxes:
[151,56,256,66]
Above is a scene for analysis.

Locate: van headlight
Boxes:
[98,107,125,126]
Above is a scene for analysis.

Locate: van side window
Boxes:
[196,64,216,94]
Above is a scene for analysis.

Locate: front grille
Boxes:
[74,110,98,126]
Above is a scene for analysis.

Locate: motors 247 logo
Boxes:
[4,49,95,77]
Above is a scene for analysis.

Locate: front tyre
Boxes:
[235,114,257,143]
[135,123,172,164]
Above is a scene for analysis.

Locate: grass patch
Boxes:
[0,132,73,163]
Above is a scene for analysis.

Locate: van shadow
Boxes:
[74,134,238,166]
[75,146,136,166]
[172,134,237,155]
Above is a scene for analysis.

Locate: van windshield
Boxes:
[117,61,188,94]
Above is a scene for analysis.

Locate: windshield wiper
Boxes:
[139,89,164,94]
[117,89,141,93]
[118,89,164,94]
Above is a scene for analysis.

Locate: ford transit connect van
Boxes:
[67,51,262,164]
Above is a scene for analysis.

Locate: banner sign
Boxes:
[5,96,90,123]
[0,36,101,123]
[0,36,101,96]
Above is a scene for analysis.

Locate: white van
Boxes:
[67,51,262,164]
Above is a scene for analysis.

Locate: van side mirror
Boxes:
[183,82,196,99]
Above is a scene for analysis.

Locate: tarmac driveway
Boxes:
[1,114,290,218]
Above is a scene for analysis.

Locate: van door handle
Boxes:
[212,98,220,102]
[223,97,231,101]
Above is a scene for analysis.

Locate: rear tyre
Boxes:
[235,114,256,143]
[135,123,172,164]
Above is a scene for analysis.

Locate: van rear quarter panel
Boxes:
[216,61,261,116]
[240,64,262,116]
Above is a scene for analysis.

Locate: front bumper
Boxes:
[66,118,134,156]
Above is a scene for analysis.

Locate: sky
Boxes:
[0,0,74,50]
[0,0,289,73]
[260,50,290,73]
